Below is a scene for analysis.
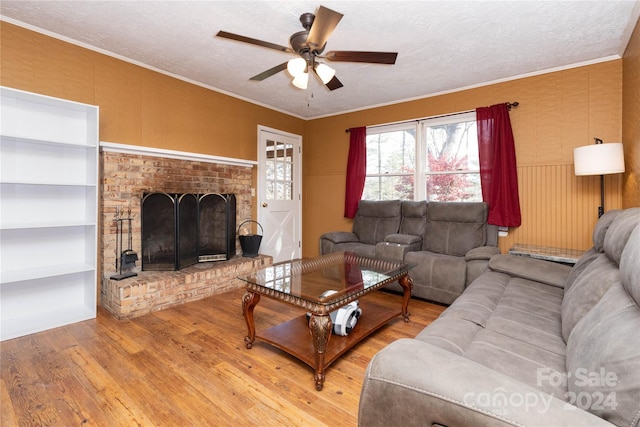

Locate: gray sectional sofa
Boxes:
[320,200,500,304]
[358,208,640,427]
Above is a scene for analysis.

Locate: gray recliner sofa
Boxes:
[319,200,499,304]
[358,208,640,427]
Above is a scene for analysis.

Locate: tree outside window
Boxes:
[424,115,481,202]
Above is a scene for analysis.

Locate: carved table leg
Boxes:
[398,274,413,322]
[242,291,260,349]
[308,314,332,391]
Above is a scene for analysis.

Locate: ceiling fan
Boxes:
[216,5,398,91]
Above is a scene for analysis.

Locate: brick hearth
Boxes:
[102,255,272,319]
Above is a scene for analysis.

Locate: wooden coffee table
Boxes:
[238,251,413,391]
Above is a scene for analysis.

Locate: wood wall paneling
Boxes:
[498,165,623,253]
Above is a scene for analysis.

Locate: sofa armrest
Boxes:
[377,234,423,261]
[320,231,359,244]
[465,245,501,261]
[319,231,360,255]
[465,246,501,285]
[359,339,613,427]
[384,233,422,246]
[489,254,572,288]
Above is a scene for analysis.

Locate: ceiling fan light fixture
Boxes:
[218,6,396,92]
[287,57,307,77]
[292,71,309,89]
[314,62,335,84]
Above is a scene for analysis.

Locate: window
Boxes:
[422,112,481,202]
[265,139,294,201]
[363,112,481,202]
[363,124,416,200]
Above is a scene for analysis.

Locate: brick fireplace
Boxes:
[99,143,271,319]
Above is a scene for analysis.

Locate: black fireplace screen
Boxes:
[141,192,236,271]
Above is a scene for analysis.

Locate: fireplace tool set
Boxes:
[110,205,139,280]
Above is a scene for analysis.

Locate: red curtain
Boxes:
[476,104,521,227]
[344,127,367,218]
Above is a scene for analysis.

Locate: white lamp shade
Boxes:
[573,142,625,176]
[314,63,336,84]
[292,71,309,89]
[287,58,307,77]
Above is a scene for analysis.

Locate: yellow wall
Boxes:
[304,61,624,256]
[623,17,640,208]
[0,22,306,160]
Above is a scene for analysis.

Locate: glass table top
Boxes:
[237,251,411,306]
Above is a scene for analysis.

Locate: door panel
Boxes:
[258,126,302,263]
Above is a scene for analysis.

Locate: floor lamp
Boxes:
[574,138,625,218]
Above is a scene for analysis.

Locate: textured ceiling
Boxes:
[1,1,639,119]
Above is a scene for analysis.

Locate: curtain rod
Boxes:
[345,101,519,133]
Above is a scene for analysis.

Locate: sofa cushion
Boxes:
[399,200,427,236]
[463,328,567,397]
[442,270,509,321]
[565,283,640,427]
[564,209,622,292]
[485,277,566,356]
[602,208,640,265]
[621,224,640,306]
[594,210,623,253]
[352,200,401,245]
[560,254,620,341]
[417,269,567,397]
[418,317,568,398]
[561,208,640,341]
[564,248,599,293]
[423,202,488,256]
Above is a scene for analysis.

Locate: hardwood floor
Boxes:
[1,288,445,426]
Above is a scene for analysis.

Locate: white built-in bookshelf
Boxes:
[0,86,99,341]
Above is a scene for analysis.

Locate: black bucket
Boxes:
[238,220,263,257]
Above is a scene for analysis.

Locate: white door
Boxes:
[257,126,302,263]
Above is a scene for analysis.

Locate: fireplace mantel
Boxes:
[100,141,257,168]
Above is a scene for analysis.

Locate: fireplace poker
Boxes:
[110,204,138,281]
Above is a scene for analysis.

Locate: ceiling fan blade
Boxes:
[325,75,344,91]
[306,6,343,50]
[216,30,293,53]
[323,50,398,64]
[250,62,289,81]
